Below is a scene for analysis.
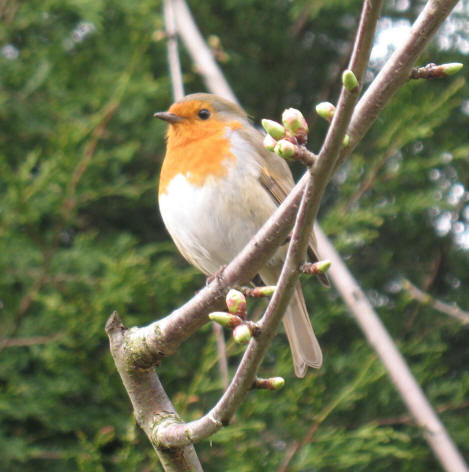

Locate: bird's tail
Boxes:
[260,269,322,377]
[282,284,322,377]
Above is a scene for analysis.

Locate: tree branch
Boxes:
[105,312,203,471]
[163,0,184,101]
[403,279,469,325]
[335,0,460,171]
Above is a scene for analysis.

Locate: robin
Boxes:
[155,93,327,377]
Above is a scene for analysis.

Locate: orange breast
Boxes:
[159,119,242,196]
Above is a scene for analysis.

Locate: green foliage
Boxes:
[1,0,468,470]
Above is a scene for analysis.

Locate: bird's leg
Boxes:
[206,264,227,285]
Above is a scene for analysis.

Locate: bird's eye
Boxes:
[198,109,211,120]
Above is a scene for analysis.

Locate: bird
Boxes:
[155,93,327,377]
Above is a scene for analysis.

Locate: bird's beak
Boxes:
[153,111,183,124]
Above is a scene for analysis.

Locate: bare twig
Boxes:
[0,333,63,349]
[163,0,184,101]
[403,279,469,325]
[172,0,238,105]
[212,323,229,389]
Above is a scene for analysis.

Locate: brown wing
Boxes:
[245,128,330,287]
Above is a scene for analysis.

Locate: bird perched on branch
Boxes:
[155,93,327,377]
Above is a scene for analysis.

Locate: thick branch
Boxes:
[105,312,203,471]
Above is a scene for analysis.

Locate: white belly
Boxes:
[159,162,277,275]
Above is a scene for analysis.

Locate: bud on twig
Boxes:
[315,102,336,122]
[226,289,247,318]
[274,139,296,160]
[233,324,252,345]
[252,377,285,391]
[242,285,277,298]
[342,69,359,91]
[261,119,286,140]
[300,260,332,276]
[343,134,350,148]
[441,62,463,76]
[410,62,464,80]
[263,134,277,151]
[209,311,243,329]
[282,108,309,135]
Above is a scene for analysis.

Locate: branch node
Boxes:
[207,411,224,428]
[151,413,186,448]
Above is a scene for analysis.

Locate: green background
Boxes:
[1,0,468,470]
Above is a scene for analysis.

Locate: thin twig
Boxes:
[335,0,460,172]
[369,399,469,427]
[403,279,469,325]
[0,333,63,349]
[163,0,184,101]
[212,323,229,389]
[173,0,238,105]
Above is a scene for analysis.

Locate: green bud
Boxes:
[302,260,332,276]
[250,285,276,297]
[253,377,285,391]
[226,289,247,316]
[342,69,359,91]
[233,324,251,345]
[263,134,277,152]
[261,119,286,140]
[343,134,350,147]
[314,260,331,274]
[282,108,309,135]
[441,62,463,76]
[315,102,336,122]
[209,311,243,328]
[274,139,296,160]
